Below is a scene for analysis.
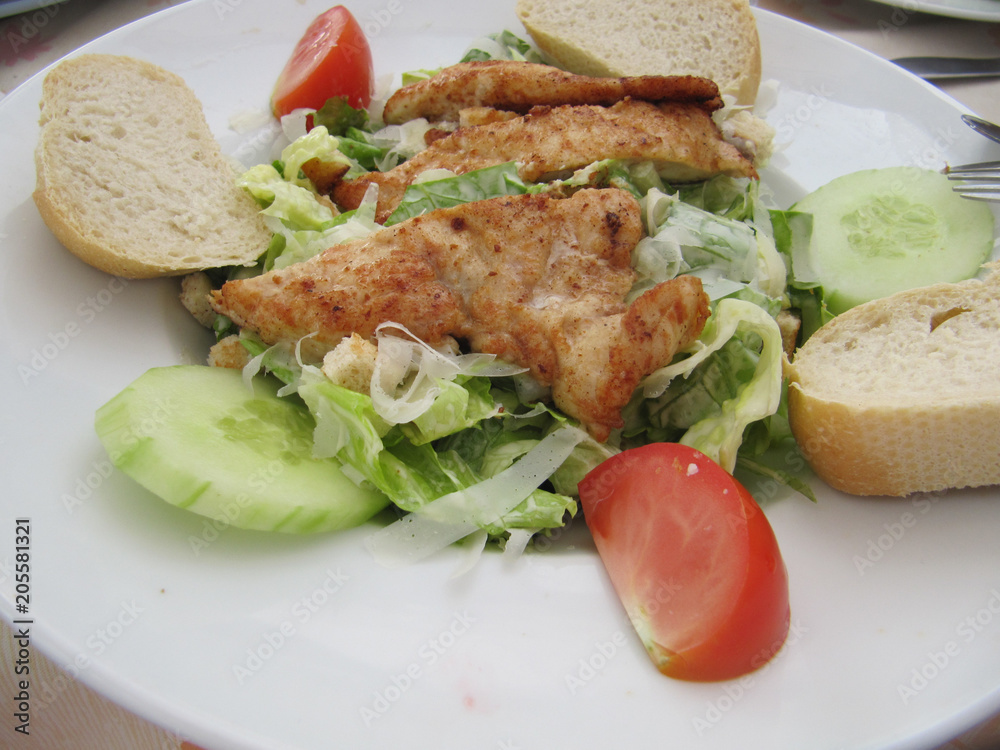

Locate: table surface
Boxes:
[2,0,1000,748]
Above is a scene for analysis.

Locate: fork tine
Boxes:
[947,160,1000,173]
[944,160,1000,200]
[948,172,1000,181]
[953,194,1000,203]
[951,184,1000,202]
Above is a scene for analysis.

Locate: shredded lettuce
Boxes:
[363,424,587,568]
[239,326,583,545]
[401,29,545,87]
[369,118,434,171]
[524,159,659,199]
[240,163,336,230]
[278,125,352,189]
[386,162,528,224]
[368,322,524,429]
[633,183,787,304]
[223,86,806,561]
[311,97,370,136]
[460,30,545,64]
[770,209,834,341]
[238,143,380,270]
[633,298,784,473]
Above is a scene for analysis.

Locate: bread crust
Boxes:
[786,266,1000,496]
[33,54,271,279]
[788,387,1000,496]
[516,0,761,105]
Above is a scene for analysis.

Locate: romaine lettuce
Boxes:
[386,162,528,224]
[240,327,584,544]
[629,298,783,473]
[239,143,380,270]
[460,29,545,64]
[634,182,787,304]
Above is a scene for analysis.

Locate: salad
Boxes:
[93,6,994,683]
[101,32,797,541]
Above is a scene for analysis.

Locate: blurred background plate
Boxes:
[0,0,69,20]
[864,0,1000,21]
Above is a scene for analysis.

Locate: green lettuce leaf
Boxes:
[312,97,370,136]
[770,209,834,341]
[297,377,578,536]
[635,298,784,473]
[385,162,528,224]
[238,144,380,270]
[460,30,545,63]
[633,184,787,304]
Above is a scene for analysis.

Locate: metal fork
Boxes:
[947,115,1000,201]
[946,161,1000,202]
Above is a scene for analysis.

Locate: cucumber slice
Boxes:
[792,167,994,315]
[95,365,388,533]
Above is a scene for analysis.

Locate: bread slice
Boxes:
[33,54,271,279]
[785,264,1000,496]
[515,0,761,105]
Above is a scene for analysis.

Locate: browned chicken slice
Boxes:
[211,189,709,440]
[382,60,724,124]
[335,99,757,223]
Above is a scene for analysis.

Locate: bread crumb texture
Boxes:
[786,265,1000,495]
[516,0,761,104]
[33,54,270,278]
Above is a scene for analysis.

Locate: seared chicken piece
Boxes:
[335,99,757,223]
[382,60,723,124]
[212,189,709,440]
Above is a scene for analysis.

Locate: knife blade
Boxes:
[961,115,1000,146]
[891,55,1000,80]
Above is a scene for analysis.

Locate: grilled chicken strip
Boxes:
[382,60,723,124]
[211,189,709,440]
[335,99,757,223]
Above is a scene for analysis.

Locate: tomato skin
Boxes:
[579,443,790,682]
[271,6,374,118]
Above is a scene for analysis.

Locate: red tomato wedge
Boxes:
[271,6,375,118]
[578,443,790,682]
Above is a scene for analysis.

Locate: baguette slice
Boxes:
[785,264,1000,497]
[33,54,271,279]
[515,0,761,105]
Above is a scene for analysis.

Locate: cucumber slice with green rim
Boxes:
[95,365,388,533]
[792,167,994,315]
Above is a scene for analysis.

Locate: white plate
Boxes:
[864,0,1000,21]
[3,2,1000,749]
